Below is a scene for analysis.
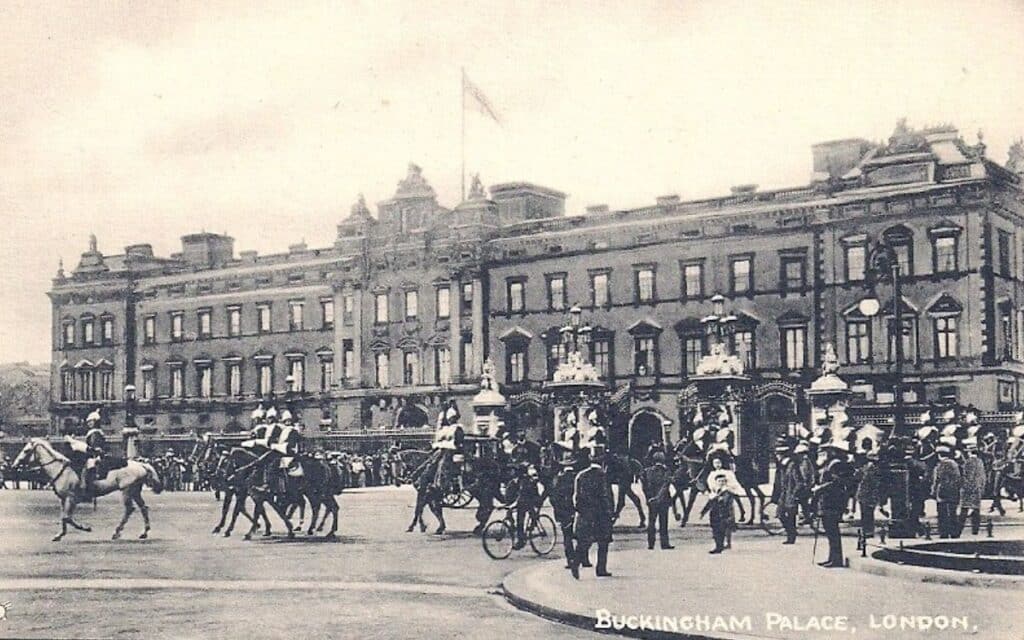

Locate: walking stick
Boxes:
[811,519,819,564]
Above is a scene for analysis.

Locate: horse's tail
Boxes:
[142,462,164,494]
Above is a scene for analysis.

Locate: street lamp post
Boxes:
[857,239,917,537]
[857,240,904,436]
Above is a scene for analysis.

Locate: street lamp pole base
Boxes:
[887,518,920,539]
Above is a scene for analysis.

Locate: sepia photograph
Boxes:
[1,1,1023,638]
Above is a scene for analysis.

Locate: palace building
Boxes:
[49,124,1024,455]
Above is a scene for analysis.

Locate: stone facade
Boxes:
[49,123,1024,446]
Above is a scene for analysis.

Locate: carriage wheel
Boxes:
[482,520,514,560]
[527,513,557,556]
[759,503,784,536]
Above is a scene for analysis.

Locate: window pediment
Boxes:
[628,318,662,336]
[499,327,533,343]
[776,310,809,326]
[927,293,962,315]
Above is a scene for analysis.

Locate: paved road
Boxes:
[0,485,681,639]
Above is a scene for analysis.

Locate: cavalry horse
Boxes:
[402,449,447,534]
[604,453,647,529]
[11,438,163,541]
[190,438,271,537]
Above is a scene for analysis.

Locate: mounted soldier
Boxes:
[64,408,109,496]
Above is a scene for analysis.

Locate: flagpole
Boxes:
[460,67,466,202]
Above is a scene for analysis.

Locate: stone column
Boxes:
[471,276,484,377]
[351,284,363,385]
[449,279,462,383]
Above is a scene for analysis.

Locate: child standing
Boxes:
[700,473,737,553]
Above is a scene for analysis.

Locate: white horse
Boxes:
[11,438,163,541]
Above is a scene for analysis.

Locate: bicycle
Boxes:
[481,502,557,560]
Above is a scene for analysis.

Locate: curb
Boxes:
[502,568,767,640]
[848,553,1024,591]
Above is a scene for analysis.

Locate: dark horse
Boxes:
[604,453,646,529]
[221,447,300,540]
[400,449,447,534]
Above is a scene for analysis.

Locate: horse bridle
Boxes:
[25,442,73,494]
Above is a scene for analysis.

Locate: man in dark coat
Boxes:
[855,452,882,538]
[772,446,803,544]
[549,452,580,569]
[813,457,853,568]
[932,445,963,538]
[641,451,674,550]
[572,446,614,579]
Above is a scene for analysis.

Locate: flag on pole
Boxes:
[463,70,501,125]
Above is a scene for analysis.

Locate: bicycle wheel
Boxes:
[482,519,514,560]
[527,513,558,556]
[760,503,784,536]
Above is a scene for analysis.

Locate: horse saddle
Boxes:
[96,456,128,477]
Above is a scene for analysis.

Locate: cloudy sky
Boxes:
[1,0,1023,363]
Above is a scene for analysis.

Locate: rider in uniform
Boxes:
[64,408,107,496]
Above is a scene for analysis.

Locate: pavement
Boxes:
[503,533,1024,640]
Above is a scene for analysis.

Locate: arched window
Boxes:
[882,225,914,276]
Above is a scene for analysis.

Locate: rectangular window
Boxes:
[198,309,212,338]
[508,280,525,313]
[257,304,272,333]
[434,347,451,385]
[507,348,526,384]
[289,301,304,331]
[342,294,355,326]
[257,363,273,396]
[684,336,704,375]
[547,342,567,379]
[636,268,655,303]
[405,290,418,320]
[227,363,242,397]
[289,358,305,392]
[933,236,957,273]
[733,330,755,370]
[77,370,95,401]
[170,366,185,398]
[320,359,333,392]
[100,369,114,400]
[170,313,183,342]
[547,275,566,311]
[781,258,805,292]
[64,323,75,348]
[846,320,871,364]
[198,366,212,398]
[462,282,473,313]
[82,319,94,345]
[886,317,917,363]
[1001,307,1013,360]
[436,287,451,319]
[143,316,155,345]
[101,318,114,344]
[730,257,752,294]
[935,317,958,359]
[403,351,419,385]
[227,306,241,337]
[591,272,609,307]
[462,339,475,376]
[846,245,866,282]
[62,369,75,401]
[142,368,156,400]
[998,230,1012,276]
[375,293,389,324]
[633,336,656,375]
[592,339,611,379]
[342,340,355,383]
[321,298,334,329]
[375,353,390,388]
[893,243,912,276]
[782,326,807,370]
[682,262,703,299]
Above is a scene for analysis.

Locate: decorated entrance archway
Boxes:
[627,409,669,459]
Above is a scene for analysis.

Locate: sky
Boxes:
[1,0,1023,364]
